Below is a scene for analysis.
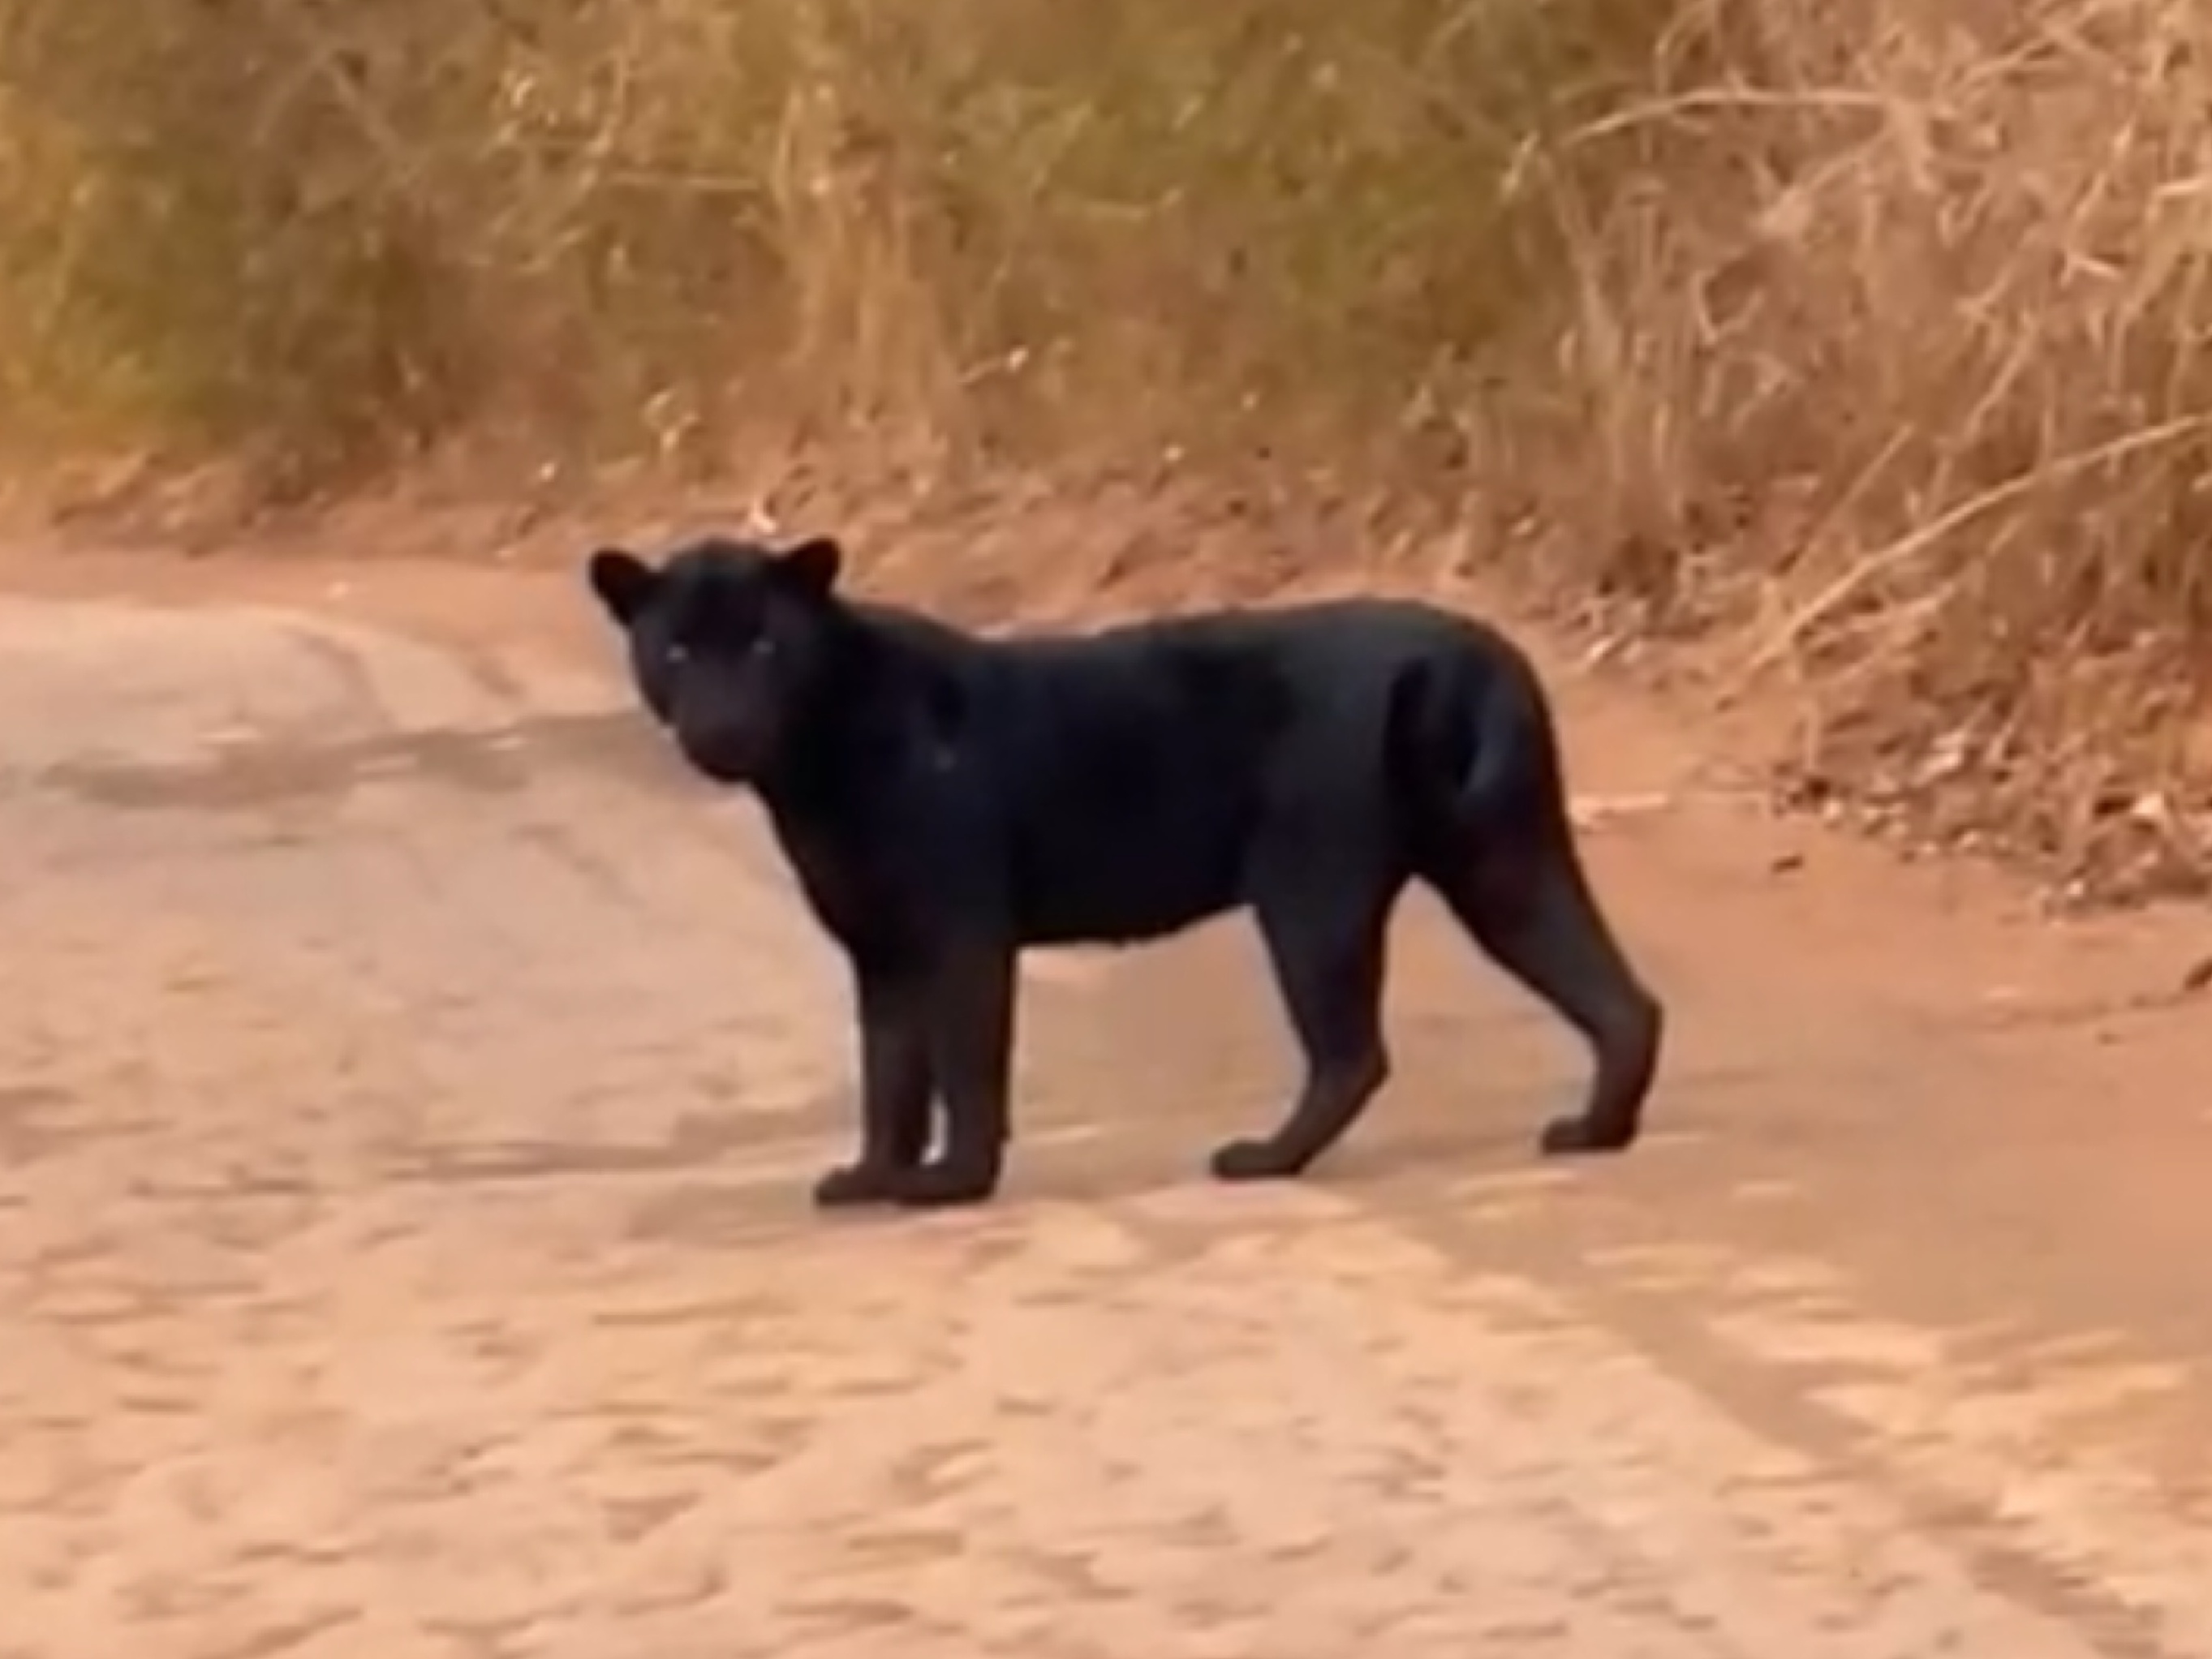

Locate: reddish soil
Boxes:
[2,535,2209,1657]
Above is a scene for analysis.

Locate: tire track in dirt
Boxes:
[2,584,2210,1657]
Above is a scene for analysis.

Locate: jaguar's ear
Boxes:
[586,546,659,624]
[777,536,844,602]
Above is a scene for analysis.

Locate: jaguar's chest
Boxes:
[772,825,893,946]
[766,777,1000,952]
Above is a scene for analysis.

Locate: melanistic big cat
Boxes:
[587,533,1663,1210]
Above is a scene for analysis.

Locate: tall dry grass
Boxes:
[1,0,2210,883]
[1478,0,2212,885]
[0,0,1659,484]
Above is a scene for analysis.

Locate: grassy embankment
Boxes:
[2,0,2209,892]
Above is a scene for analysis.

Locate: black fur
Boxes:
[586,533,1664,1210]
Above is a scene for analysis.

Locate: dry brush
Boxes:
[2,0,2209,890]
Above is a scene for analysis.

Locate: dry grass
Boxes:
[2,0,2211,893]
[1470,0,2212,893]
[0,0,1658,480]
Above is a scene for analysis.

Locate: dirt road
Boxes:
[2,552,2210,1657]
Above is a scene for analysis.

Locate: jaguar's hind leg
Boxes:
[1211,864,1405,1182]
[1425,818,1661,1154]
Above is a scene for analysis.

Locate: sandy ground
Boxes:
[2,547,2210,1657]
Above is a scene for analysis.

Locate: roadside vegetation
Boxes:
[2,0,2209,893]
